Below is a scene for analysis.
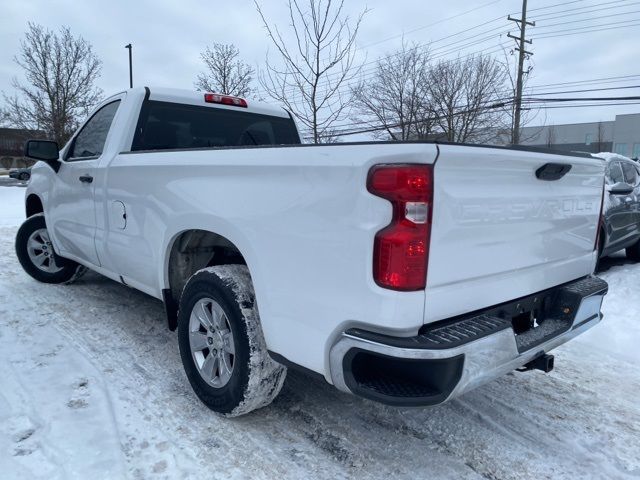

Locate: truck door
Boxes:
[47,100,122,266]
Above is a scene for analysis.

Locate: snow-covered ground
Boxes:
[0,185,638,480]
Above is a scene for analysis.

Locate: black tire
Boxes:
[15,214,86,284]
[19,172,29,181]
[626,239,640,261]
[178,265,286,417]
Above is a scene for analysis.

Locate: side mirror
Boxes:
[24,139,61,172]
[608,182,634,195]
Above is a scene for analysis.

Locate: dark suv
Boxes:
[598,154,640,261]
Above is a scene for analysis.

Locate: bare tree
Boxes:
[427,54,507,143]
[256,0,366,143]
[195,43,255,97]
[351,42,433,141]
[1,23,102,146]
[316,128,342,143]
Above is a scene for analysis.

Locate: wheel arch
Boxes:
[25,194,44,218]
[162,228,251,330]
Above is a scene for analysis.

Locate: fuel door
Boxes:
[111,200,127,230]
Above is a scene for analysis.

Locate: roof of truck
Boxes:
[142,87,291,119]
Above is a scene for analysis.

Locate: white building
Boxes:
[518,113,640,158]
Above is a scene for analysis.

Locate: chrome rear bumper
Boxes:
[329,276,608,406]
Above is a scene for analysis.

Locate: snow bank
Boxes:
[0,186,25,227]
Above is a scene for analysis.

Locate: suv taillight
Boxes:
[367,164,433,291]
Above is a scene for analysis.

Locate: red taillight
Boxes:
[368,164,433,291]
[204,93,248,108]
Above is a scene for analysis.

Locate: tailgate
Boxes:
[424,144,604,324]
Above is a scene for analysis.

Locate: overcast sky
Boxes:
[1,0,638,137]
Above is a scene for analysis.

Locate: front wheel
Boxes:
[15,214,86,283]
[178,265,287,417]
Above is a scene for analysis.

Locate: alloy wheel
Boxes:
[188,297,236,388]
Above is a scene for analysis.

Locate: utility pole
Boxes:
[508,0,534,145]
[125,44,133,89]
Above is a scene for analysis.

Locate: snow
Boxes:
[0,187,26,227]
[592,152,633,163]
[0,184,639,479]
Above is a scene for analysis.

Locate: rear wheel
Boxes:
[178,265,286,416]
[15,214,86,283]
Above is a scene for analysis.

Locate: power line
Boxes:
[303,92,640,140]
[257,3,527,100]
[305,102,507,139]
[358,0,597,53]
[262,25,512,103]
[527,0,587,13]
[361,0,598,51]
[303,100,640,139]
[528,84,640,95]
[358,0,505,50]
[536,17,640,34]
[299,69,640,108]
[265,1,636,105]
[297,83,640,137]
[530,101,640,109]
[293,75,640,137]
[529,0,637,21]
[523,95,640,102]
[534,9,640,29]
[534,21,640,38]
[527,74,640,89]
[260,1,639,131]
[262,0,632,102]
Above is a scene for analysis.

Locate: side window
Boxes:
[606,162,624,185]
[621,162,638,186]
[68,101,121,160]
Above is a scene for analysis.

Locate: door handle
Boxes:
[535,163,572,181]
[79,175,93,184]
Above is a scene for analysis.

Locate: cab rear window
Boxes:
[131,100,300,151]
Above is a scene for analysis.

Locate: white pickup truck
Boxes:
[17,87,608,416]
